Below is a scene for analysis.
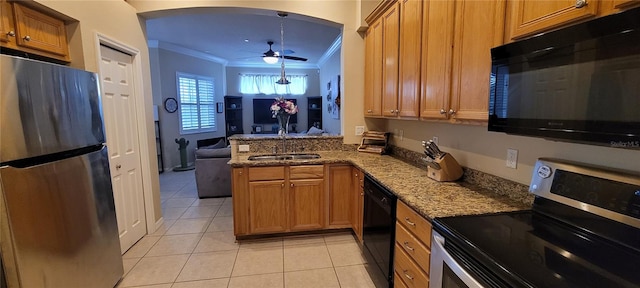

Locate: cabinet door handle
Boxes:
[281,183,284,188]
[404,217,416,226]
[290,183,294,187]
[367,109,372,113]
[403,241,415,251]
[449,109,456,115]
[439,108,446,115]
[395,109,399,113]
[23,35,31,41]
[239,171,243,175]
[7,31,15,37]
[403,270,414,281]
[389,110,395,114]
[575,0,587,8]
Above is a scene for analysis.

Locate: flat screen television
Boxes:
[253,98,298,124]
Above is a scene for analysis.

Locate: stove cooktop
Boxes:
[434,210,640,288]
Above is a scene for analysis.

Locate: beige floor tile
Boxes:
[223,197,233,205]
[164,198,197,208]
[324,232,357,243]
[326,241,367,267]
[180,206,221,219]
[335,265,376,288]
[228,273,284,288]
[160,191,178,201]
[207,216,234,232]
[163,207,188,220]
[238,238,283,249]
[122,257,140,276]
[284,268,340,288]
[150,219,176,236]
[176,250,238,282]
[173,187,198,198]
[283,235,325,247]
[123,236,161,258]
[191,197,226,206]
[194,231,239,253]
[119,284,172,288]
[146,234,202,256]
[118,254,189,287]
[171,278,229,288]
[232,246,284,276]
[215,204,234,216]
[165,218,211,235]
[284,244,332,272]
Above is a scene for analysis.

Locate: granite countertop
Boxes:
[228,133,343,140]
[229,151,532,221]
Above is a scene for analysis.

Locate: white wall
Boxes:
[150,48,227,169]
[319,47,342,134]
[225,66,320,134]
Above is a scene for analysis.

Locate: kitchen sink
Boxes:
[247,153,321,161]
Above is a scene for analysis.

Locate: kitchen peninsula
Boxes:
[227,133,532,239]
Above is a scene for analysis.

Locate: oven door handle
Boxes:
[431,232,484,288]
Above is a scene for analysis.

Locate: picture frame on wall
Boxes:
[217,102,224,113]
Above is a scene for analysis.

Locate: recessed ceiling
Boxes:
[145,9,342,68]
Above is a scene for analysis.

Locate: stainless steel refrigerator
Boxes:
[0,55,123,287]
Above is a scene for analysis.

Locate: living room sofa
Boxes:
[194,137,231,198]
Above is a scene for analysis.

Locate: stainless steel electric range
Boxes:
[430,158,640,288]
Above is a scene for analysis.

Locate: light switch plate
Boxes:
[506,149,518,169]
[355,126,365,136]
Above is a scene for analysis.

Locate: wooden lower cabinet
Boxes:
[232,164,365,238]
[249,180,287,234]
[289,178,324,231]
[327,165,353,228]
[351,167,364,242]
[394,201,432,288]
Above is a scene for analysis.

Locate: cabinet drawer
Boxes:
[394,244,430,288]
[395,222,430,273]
[397,201,432,248]
[290,165,324,179]
[394,271,410,288]
[248,166,285,181]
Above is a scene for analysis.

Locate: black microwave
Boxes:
[489,7,640,149]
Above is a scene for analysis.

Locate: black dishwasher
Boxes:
[362,175,397,288]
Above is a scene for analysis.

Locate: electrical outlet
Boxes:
[432,136,439,145]
[506,149,518,169]
[239,145,250,152]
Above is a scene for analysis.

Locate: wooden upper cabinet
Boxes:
[13,3,68,57]
[507,0,599,40]
[364,18,383,117]
[0,2,70,62]
[397,0,423,118]
[0,0,14,43]
[381,2,400,117]
[450,0,505,121]
[420,0,455,120]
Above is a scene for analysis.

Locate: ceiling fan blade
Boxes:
[282,55,307,62]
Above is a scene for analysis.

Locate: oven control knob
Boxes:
[537,165,552,178]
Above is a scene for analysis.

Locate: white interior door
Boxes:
[99,45,146,254]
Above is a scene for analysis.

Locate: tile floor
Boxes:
[117,170,377,288]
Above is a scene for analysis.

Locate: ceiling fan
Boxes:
[262,40,307,63]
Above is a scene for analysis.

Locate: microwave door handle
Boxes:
[431,233,485,288]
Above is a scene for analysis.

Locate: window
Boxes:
[239,74,307,95]
[176,72,216,134]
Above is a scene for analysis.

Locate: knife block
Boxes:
[427,153,463,182]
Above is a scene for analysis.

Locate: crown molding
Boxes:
[317,34,342,68]
[147,40,229,65]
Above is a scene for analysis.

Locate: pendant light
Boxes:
[276,11,290,85]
